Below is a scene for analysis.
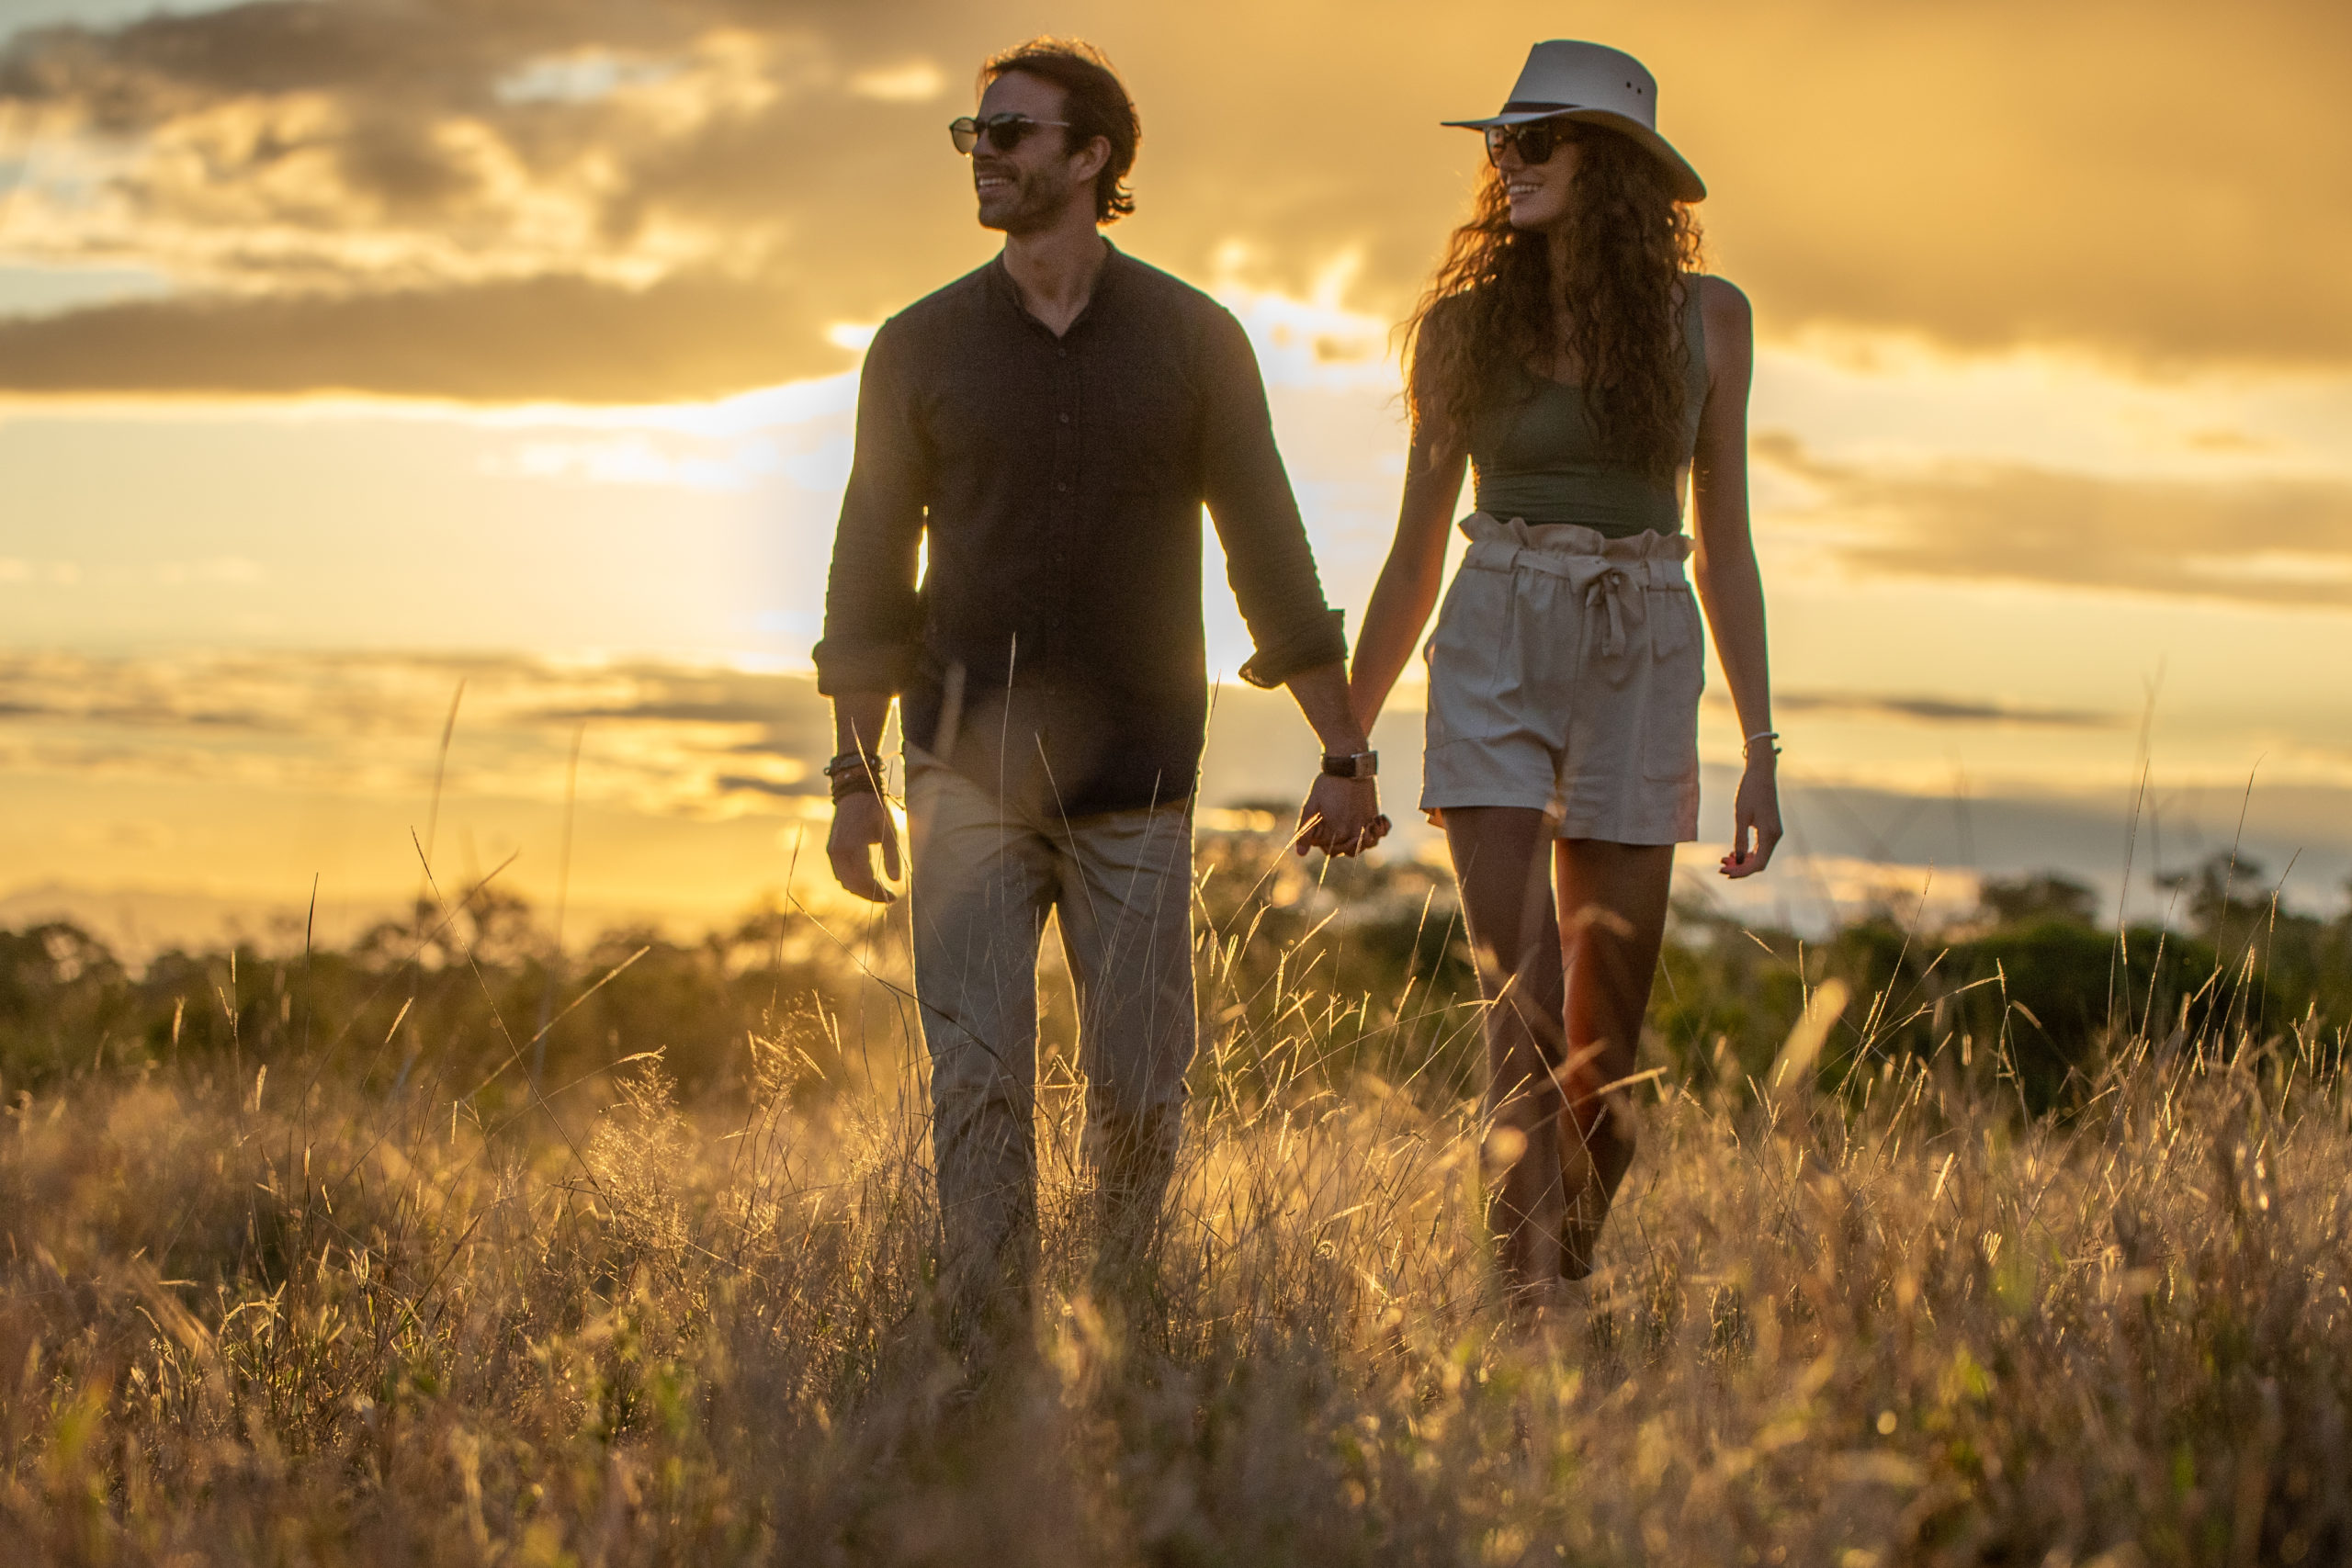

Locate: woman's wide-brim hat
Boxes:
[1442,40,1705,203]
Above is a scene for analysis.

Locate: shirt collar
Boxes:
[987,238,1125,334]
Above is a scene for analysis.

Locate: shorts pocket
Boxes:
[1646,584,1699,660]
[1423,568,1510,748]
[1428,565,1503,662]
[1422,663,1453,750]
[1640,591,1705,782]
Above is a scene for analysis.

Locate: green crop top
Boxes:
[1467,281,1710,538]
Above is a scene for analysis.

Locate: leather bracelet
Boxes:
[824,751,886,801]
[1321,750,1378,780]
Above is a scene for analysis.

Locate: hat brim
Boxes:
[1441,105,1706,203]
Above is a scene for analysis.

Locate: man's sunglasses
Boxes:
[1485,118,1583,167]
[949,114,1072,155]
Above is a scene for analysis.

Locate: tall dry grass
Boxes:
[1,872,2346,1566]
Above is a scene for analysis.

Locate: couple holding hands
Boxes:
[815,36,1780,1328]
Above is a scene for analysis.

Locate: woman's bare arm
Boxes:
[1688,276,1782,877]
[1349,429,1469,734]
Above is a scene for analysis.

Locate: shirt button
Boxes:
[1057,482,1070,492]
[1058,412,1070,424]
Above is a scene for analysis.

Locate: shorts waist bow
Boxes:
[1457,513,1690,661]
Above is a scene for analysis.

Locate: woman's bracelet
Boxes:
[824,750,887,801]
[1744,729,1782,760]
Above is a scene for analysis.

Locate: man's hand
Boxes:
[1719,756,1782,878]
[1295,774,1388,859]
[828,791,902,902]
[1276,662,1390,859]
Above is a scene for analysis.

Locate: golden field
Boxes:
[1,827,2346,1567]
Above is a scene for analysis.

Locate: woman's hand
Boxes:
[1295,775,1389,858]
[1719,755,1781,878]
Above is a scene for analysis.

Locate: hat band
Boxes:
[1501,100,1577,114]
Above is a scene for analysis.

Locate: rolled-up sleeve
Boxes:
[812,319,927,696]
[1196,310,1347,689]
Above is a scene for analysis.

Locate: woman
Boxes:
[1345,41,1781,1299]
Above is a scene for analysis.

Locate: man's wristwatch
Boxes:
[1320,750,1378,781]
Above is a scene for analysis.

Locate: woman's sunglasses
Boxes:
[949,114,1072,155]
[1484,118,1583,167]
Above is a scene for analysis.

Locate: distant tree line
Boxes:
[1657,856,2350,1113]
[0,889,850,1111]
[3,834,2345,1117]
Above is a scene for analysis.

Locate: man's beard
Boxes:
[977,161,1082,235]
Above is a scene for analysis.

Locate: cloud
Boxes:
[0,0,2346,400]
[0,0,973,395]
[155,555,263,584]
[713,773,822,798]
[528,667,835,762]
[846,60,944,103]
[0,272,847,398]
[0,649,836,816]
[0,557,80,582]
[1771,692,2120,729]
[1760,434,2352,610]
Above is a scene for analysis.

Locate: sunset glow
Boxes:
[4,0,2347,948]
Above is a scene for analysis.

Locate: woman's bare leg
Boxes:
[1443,807,1570,1299]
[1552,838,1676,1277]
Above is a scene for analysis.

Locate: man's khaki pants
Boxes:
[905,750,1197,1340]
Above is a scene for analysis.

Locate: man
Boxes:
[814,38,1381,1341]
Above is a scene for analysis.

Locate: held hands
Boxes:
[827,790,902,903]
[1719,750,1783,878]
[1295,774,1391,859]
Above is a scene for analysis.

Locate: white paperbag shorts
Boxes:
[1419,513,1705,844]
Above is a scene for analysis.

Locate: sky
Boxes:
[2,0,2348,950]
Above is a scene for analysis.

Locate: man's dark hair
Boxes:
[979,38,1139,223]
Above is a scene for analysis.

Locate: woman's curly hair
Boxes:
[1403,124,1703,479]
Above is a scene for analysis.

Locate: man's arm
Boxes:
[814,320,927,699]
[814,320,925,902]
[1192,310,1381,853]
[1195,309,1350,691]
